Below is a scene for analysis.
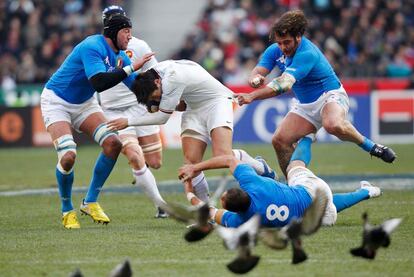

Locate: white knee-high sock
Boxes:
[232,149,264,174]
[192,172,209,203]
[133,165,166,207]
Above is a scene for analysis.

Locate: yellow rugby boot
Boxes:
[62,210,80,229]
[80,200,110,224]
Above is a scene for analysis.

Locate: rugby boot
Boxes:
[62,210,80,229]
[80,200,110,224]
[370,144,396,163]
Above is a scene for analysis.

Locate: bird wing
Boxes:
[382,218,402,234]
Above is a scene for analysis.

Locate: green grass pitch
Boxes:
[0,143,413,276]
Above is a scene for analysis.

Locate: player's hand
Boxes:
[249,74,265,88]
[107,118,128,131]
[178,164,198,182]
[236,93,254,106]
[132,52,155,71]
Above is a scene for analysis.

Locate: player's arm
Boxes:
[236,72,296,106]
[248,66,270,88]
[88,52,155,92]
[178,155,240,183]
[107,110,171,131]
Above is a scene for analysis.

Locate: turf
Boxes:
[0,191,413,276]
[0,143,413,191]
[0,143,413,276]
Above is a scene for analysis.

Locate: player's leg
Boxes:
[332,181,381,213]
[48,122,79,228]
[287,137,337,226]
[120,133,167,217]
[78,111,122,223]
[181,133,209,202]
[321,90,396,163]
[138,133,163,169]
[287,136,381,218]
[273,112,316,176]
[41,88,79,229]
[209,126,276,178]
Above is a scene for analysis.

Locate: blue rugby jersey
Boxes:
[257,36,341,103]
[46,34,136,104]
[221,164,312,228]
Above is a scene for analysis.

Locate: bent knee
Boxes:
[146,160,162,169]
[103,136,122,154]
[323,120,345,136]
[60,151,76,171]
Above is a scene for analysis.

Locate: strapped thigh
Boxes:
[93,123,118,146]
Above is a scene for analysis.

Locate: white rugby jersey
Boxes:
[154,60,234,112]
[98,36,158,109]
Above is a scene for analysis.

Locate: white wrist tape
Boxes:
[186,192,196,202]
[123,65,134,76]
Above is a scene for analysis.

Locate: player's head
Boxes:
[221,188,251,213]
[102,5,126,25]
[270,10,307,57]
[103,13,132,51]
[131,69,162,112]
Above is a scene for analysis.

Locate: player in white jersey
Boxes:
[108,60,277,203]
[99,6,166,218]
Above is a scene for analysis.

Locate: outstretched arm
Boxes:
[107,111,171,131]
[178,155,240,182]
[237,72,296,105]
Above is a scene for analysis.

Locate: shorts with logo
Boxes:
[181,97,234,143]
[289,86,349,130]
[40,88,103,131]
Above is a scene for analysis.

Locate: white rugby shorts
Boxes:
[181,97,234,143]
[287,166,337,226]
[40,88,103,131]
[103,104,160,137]
[289,86,350,130]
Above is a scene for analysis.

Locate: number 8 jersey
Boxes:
[221,164,312,228]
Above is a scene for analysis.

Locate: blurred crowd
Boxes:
[0,0,125,92]
[1,0,414,91]
[172,0,414,84]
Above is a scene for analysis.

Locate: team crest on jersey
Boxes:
[117,57,123,68]
[125,50,133,58]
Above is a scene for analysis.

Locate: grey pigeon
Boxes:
[216,214,261,274]
[159,174,229,242]
[109,259,132,277]
[350,213,402,259]
[260,186,328,264]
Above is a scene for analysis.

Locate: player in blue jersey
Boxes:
[40,13,154,229]
[236,10,396,177]
[178,134,382,228]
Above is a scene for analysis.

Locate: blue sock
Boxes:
[333,189,370,213]
[56,168,74,213]
[358,137,375,152]
[290,137,312,166]
[85,153,117,203]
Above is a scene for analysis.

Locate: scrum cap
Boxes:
[103,13,132,50]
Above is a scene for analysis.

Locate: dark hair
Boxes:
[131,69,160,105]
[223,188,251,213]
[270,10,307,41]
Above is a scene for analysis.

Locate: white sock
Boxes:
[232,149,264,174]
[192,172,209,203]
[133,165,166,207]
